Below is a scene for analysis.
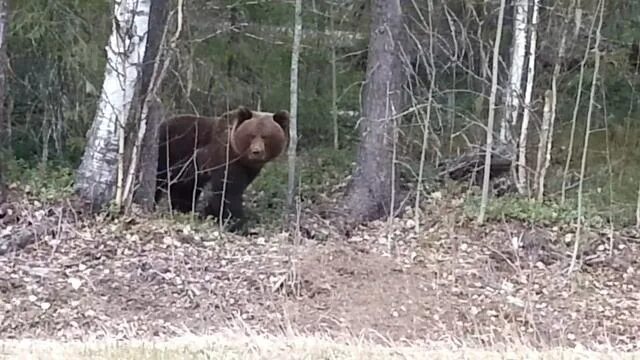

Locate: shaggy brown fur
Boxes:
[155,106,289,231]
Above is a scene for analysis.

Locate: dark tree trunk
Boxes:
[134,97,164,210]
[138,0,170,100]
[0,0,9,151]
[343,0,408,223]
[132,0,170,211]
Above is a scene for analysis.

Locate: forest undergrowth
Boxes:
[3,0,640,358]
[1,150,639,359]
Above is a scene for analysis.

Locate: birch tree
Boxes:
[517,0,540,195]
[499,0,529,147]
[287,0,302,212]
[343,0,408,223]
[74,0,151,211]
[535,89,553,196]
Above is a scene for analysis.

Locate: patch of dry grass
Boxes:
[1,330,639,360]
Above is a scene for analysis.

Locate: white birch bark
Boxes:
[287,0,302,211]
[75,0,150,209]
[499,0,529,145]
[517,0,540,195]
[535,90,552,197]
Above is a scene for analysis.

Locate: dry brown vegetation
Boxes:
[2,333,639,360]
[1,183,639,357]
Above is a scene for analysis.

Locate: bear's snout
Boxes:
[248,141,266,159]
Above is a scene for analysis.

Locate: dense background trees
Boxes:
[1,0,640,229]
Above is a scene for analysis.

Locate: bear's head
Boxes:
[227,106,290,166]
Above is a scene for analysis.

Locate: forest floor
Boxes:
[1,184,639,359]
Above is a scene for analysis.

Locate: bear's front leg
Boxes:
[222,192,247,233]
[201,188,247,233]
[166,183,202,213]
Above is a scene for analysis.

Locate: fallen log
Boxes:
[0,220,56,256]
[437,146,517,196]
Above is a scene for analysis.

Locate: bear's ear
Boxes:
[235,106,253,123]
[220,106,253,124]
[273,110,290,130]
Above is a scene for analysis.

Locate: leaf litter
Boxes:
[0,187,639,351]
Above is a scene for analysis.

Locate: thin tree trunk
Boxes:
[414,0,437,233]
[537,67,560,201]
[600,85,614,255]
[447,78,455,151]
[343,0,407,223]
[499,0,529,146]
[0,0,8,152]
[562,0,594,205]
[474,15,488,144]
[478,0,506,224]
[286,0,302,212]
[0,0,11,150]
[517,0,540,196]
[40,108,51,167]
[74,0,151,211]
[330,3,339,150]
[573,6,582,41]
[0,5,7,143]
[569,0,604,274]
[535,90,552,199]
[537,2,570,201]
[131,97,164,211]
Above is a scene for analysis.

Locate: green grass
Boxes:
[246,145,355,226]
[4,128,639,230]
[2,157,75,201]
[460,191,621,228]
[543,121,640,227]
[463,194,581,226]
[1,145,354,229]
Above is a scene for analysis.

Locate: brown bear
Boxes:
[155,106,289,231]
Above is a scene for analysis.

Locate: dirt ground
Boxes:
[0,187,639,351]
